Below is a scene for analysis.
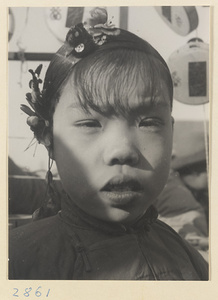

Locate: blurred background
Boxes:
[8,6,210,259]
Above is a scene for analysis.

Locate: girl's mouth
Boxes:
[100,176,144,206]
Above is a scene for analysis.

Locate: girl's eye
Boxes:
[75,119,102,128]
[138,118,163,128]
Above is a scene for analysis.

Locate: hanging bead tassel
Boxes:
[32,162,61,221]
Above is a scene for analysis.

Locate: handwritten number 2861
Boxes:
[13,287,50,297]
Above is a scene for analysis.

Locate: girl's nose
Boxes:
[103,134,139,166]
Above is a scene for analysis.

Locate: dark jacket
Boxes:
[9,202,208,280]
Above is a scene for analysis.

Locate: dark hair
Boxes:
[69,48,173,116]
[44,28,173,120]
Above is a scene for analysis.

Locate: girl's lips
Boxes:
[100,190,143,206]
[101,176,143,192]
[100,176,144,206]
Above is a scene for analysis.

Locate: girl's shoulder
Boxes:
[9,215,62,245]
[152,219,208,280]
[9,215,77,279]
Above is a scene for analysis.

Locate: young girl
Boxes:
[9,8,208,280]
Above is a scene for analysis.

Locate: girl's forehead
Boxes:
[61,78,171,116]
[55,47,173,117]
[61,57,171,114]
[127,80,170,107]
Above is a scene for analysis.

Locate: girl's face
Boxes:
[52,75,173,224]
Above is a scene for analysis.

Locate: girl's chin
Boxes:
[96,207,143,225]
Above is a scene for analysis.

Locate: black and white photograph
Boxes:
[8,5,209,280]
[2,2,218,299]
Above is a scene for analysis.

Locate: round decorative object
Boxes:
[75,43,85,53]
[155,6,198,36]
[168,38,209,105]
[8,8,15,42]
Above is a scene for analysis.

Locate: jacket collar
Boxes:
[60,194,158,235]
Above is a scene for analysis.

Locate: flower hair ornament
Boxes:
[21,64,52,149]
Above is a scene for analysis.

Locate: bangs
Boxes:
[68,49,173,115]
